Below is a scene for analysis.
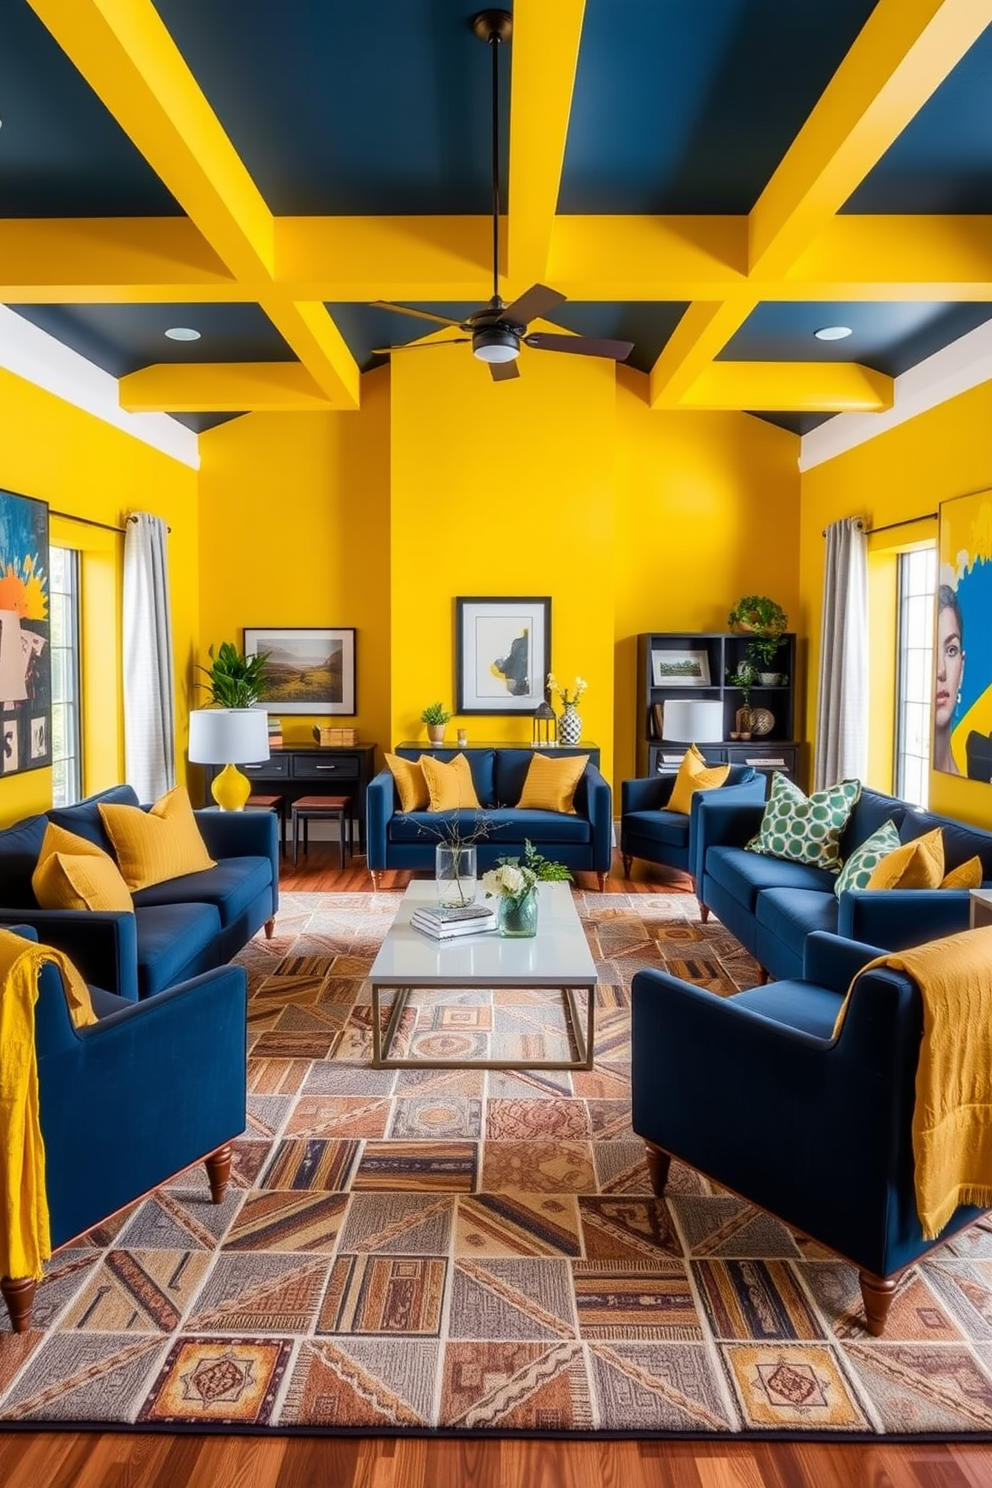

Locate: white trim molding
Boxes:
[800,318,992,472]
[0,305,199,470]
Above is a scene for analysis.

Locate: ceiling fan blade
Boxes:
[489,359,520,382]
[370,301,467,330]
[371,339,471,354]
[524,332,634,361]
[502,284,567,327]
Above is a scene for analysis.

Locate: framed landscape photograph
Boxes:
[651,649,711,687]
[456,596,551,714]
[244,627,356,714]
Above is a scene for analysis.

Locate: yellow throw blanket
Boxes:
[832,925,992,1241]
[0,929,97,1283]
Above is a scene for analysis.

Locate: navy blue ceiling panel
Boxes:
[0,0,180,216]
[845,23,992,213]
[719,300,992,377]
[326,303,480,372]
[173,413,243,434]
[751,412,832,436]
[542,302,688,375]
[558,0,879,214]
[9,302,294,379]
[154,0,510,216]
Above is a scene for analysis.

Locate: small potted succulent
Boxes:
[421,701,453,747]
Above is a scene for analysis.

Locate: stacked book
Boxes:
[411,902,497,939]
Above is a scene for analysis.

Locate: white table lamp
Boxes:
[188,708,270,811]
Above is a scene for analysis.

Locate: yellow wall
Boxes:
[614,369,803,782]
[799,382,992,830]
[196,367,392,778]
[0,368,199,828]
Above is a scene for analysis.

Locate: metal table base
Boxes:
[371,982,595,1070]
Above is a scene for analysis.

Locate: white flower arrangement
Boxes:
[547,673,587,707]
[482,841,572,905]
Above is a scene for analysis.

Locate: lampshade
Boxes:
[188,708,270,765]
[661,699,724,744]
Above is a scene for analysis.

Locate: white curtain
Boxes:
[813,516,868,791]
[123,512,175,801]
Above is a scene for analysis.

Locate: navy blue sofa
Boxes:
[620,765,765,884]
[631,930,987,1336]
[0,784,278,1000]
[0,925,247,1332]
[695,783,992,980]
[367,746,613,888]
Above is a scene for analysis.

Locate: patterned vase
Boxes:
[558,704,583,746]
[497,887,539,938]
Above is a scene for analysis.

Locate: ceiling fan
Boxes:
[370,9,634,382]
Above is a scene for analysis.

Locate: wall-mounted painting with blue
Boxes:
[937,488,992,782]
[0,488,51,778]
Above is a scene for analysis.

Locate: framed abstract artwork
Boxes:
[243,627,357,714]
[455,596,551,714]
[0,488,50,778]
[936,489,992,781]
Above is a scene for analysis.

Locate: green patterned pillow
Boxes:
[833,819,900,899]
[746,772,862,871]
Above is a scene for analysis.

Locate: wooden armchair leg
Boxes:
[597,872,608,891]
[204,1143,233,1204]
[699,904,710,923]
[621,855,632,878]
[1,1275,37,1334]
[644,1142,673,1197]
[859,1271,897,1336]
[264,917,275,940]
[370,870,382,891]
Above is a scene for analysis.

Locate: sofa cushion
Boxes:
[755,887,840,947]
[34,849,134,913]
[49,784,141,856]
[0,814,49,908]
[900,807,992,877]
[492,749,560,807]
[942,856,983,889]
[132,856,272,929]
[747,772,861,872]
[668,747,730,814]
[100,786,216,890]
[834,819,901,898]
[385,753,429,812]
[517,753,588,813]
[731,980,843,1040]
[420,753,480,811]
[388,808,591,846]
[624,810,690,851]
[838,788,907,860]
[135,903,222,997]
[706,844,837,911]
[868,827,944,890]
[397,748,495,807]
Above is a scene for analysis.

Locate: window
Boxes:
[895,545,936,807]
[49,545,82,806]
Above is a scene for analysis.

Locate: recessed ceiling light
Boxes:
[814,325,853,341]
[164,326,201,341]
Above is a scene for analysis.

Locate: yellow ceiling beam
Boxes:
[120,362,329,413]
[507,0,585,286]
[680,361,893,412]
[783,215,992,299]
[749,0,992,278]
[649,300,757,409]
[0,219,241,302]
[549,215,748,298]
[27,0,359,408]
[275,216,496,302]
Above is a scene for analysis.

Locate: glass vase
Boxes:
[435,844,477,906]
[497,887,539,938]
[558,704,583,746]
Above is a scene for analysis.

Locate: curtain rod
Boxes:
[50,511,171,535]
[822,512,936,538]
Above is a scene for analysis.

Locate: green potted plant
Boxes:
[421,701,453,747]
[728,595,789,683]
[197,641,270,707]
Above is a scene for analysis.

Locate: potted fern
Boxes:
[728,596,789,683]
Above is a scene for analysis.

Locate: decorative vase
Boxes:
[497,887,539,938]
[758,672,781,686]
[427,724,446,747]
[436,844,477,906]
[558,704,583,746]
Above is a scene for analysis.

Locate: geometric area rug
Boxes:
[4,891,992,1438]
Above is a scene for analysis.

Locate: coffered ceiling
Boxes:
[2,0,991,438]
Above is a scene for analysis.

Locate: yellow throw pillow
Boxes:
[867,827,944,890]
[667,747,731,815]
[941,855,983,890]
[99,785,216,891]
[419,752,481,812]
[34,820,107,867]
[517,753,589,813]
[33,851,134,912]
[385,752,430,812]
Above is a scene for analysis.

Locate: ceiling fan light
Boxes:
[472,327,519,363]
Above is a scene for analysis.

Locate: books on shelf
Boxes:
[411,902,497,939]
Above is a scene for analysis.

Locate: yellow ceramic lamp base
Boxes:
[210,762,252,812]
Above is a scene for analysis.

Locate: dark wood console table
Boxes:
[204,744,378,853]
[394,741,601,769]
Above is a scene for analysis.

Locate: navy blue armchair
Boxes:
[1,928,247,1332]
[631,930,986,1335]
[620,765,765,885]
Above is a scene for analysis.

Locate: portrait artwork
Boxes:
[936,489,992,781]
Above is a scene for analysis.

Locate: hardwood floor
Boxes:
[4,846,991,1486]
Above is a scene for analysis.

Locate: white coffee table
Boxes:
[369,881,598,1070]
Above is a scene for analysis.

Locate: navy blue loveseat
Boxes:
[694,783,992,980]
[0,784,278,1000]
[367,746,613,888]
